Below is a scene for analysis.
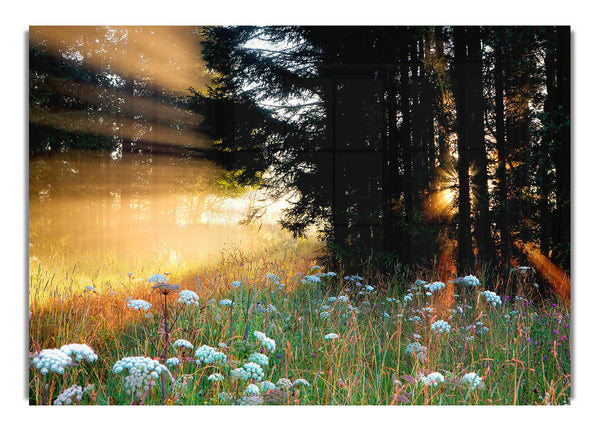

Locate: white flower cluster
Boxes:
[53,384,83,405]
[481,290,503,307]
[230,280,242,288]
[301,274,322,284]
[320,311,330,320]
[178,289,199,306]
[461,372,483,390]
[337,295,349,303]
[123,366,158,399]
[127,299,152,311]
[173,339,194,350]
[426,281,445,293]
[248,352,269,368]
[219,299,233,306]
[148,273,168,283]
[253,331,276,353]
[403,293,414,302]
[243,362,265,381]
[422,372,445,387]
[194,345,227,365]
[462,275,481,287]
[112,356,170,377]
[244,383,260,396]
[166,357,180,367]
[60,343,98,363]
[230,367,251,381]
[31,349,73,375]
[324,333,339,340]
[113,356,172,399]
[208,372,224,382]
[431,320,451,334]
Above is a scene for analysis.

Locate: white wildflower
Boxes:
[422,372,445,387]
[248,352,269,368]
[431,320,451,334]
[178,289,199,306]
[461,372,483,390]
[60,343,98,363]
[31,349,73,375]
[127,299,152,311]
[173,339,194,350]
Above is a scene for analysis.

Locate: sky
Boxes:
[3,0,599,428]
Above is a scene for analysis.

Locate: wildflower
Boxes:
[302,274,322,284]
[244,362,265,381]
[112,356,170,377]
[337,295,349,303]
[31,349,73,375]
[324,333,339,340]
[60,343,98,363]
[230,367,251,381]
[173,339,194,350]
[431,320,451,334]
[230,280,242,288]
[403,293,413,302]
[310,265,321,272]
[148,274,168,283]
[194,345,227,365]
[208,373,224,382]
[53,385,83,405]
[481,290,503,307]
[324,272,337,277]
[127,299,152,311]
[261,337,276,353]
[422,372,445,387]
[253,331,267,341]
[451,275,481,288]
[426,281,445,293]
[219,299,233,306]
[365,285,375,292]
[425,292,432,296]
[328,296,337,302]
[166,357,180,367]
[244,383,260,396]
[178,289,199,306]
[266,304,278,313]
[461,372,483,390]
[259,380,277,392]
[248,352,269,368]
[383,311,390,319]
[320,311,330,320]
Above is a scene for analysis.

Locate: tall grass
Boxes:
[28,238,570,406]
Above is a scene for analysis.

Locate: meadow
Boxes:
[28,234,570,406]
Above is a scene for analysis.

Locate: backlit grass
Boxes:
[28,239,570,406]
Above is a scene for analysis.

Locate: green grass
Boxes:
[28,251,571,406]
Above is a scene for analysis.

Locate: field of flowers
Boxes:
[28,248,571,406]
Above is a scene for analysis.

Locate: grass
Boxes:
[28,236,571,406]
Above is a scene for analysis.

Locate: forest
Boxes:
[190,26,570,300]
